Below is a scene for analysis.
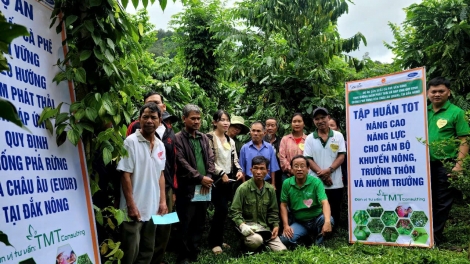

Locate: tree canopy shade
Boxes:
[386,0,470,99]
[216,0,366,131]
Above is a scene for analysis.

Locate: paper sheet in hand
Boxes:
[191,184,212,202]
[152,212,179,225]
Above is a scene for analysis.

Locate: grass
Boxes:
[163,198,470,264]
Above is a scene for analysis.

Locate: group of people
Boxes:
[115,76,469,264]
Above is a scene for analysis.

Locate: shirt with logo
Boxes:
[304,129,346,189]
[427,100,470,161]
[117,129,166,221]
[281,175,327,221]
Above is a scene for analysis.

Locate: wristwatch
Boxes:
[329,167,334,173]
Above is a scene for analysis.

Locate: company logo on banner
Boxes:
[345,68,433,247]
[0,0,100,263]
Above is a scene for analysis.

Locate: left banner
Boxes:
[0,1,100,264]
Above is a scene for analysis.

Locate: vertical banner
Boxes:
[0,1,100,263]
[346,68,433,247]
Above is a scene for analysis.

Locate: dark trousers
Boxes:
[430,161,455,242]
[208,183,231,248]
[325,188,343,228]
[121,221,157,264]
[175,196,207,262]
[151,188,174,264]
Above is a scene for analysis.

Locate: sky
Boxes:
[127,0,422,63]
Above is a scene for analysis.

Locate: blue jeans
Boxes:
[280,214,334,247]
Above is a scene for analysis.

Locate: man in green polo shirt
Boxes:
[279,155,333,247]
[427,77,470,244]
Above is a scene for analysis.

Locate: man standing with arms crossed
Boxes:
[118,103,167,264]
[174,104,216,264]
[427,77,469,245]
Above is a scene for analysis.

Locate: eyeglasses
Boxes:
[293,165,307,169]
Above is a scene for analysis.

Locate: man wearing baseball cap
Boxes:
[303,107,346,229]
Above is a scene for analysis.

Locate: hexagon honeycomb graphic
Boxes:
[381,227,399,242]
[381,211,399,226]
[396,219,414,235]
[367,203,384,217]
[353,226,371,241]
[411,227,429,244]
[353,210,370,225]
[367,218,385,233]
[410,211,428,227]
[395,205,413,218]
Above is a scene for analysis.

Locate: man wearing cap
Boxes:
[227,115,250,157]
[427,77,469,244]
[126,91,177,264]
[303,107,346,228]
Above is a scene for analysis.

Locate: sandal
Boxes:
[212,246,223,255]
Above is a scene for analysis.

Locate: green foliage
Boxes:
[0,11,29,71]
[386,0,470,96]
[171,0,225,101]
[0,11,30,130]
[0,230,13,248]
[148,29,177,58]
[215,0,368,132]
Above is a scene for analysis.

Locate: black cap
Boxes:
[312,107,328,117]
[162,111,178,124]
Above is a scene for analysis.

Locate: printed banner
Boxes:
[346,68,433,247]
[0,1,100,263]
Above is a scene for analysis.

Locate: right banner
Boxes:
[346,67,433,247]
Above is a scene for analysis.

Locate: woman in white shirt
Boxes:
[207,110,243,254]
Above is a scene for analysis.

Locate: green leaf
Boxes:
[65,15,78,27]
[106,38,115,51]
[45,119,53,135]
[104,49,115,63]
[56,124,67,137]
[0,231,13,247]
[74,109,86,120]
[138,23,144,36]
[70,102,83,112]
[142,0,149,8]
[159,0,167,11]
[80,50,92,61]
[84,20,94,32]
[55,113,69,126]
[103,148,112,165]
[56,130,67,146]
[90,178,101,196]
[132,0,139,9]
[0,22,29,43]
[89,0,102,7]
[113,209,126,225]
[75,67,87,83]
[95,207,103,226]
[105,242,121,257]
[38,107,57,124]
[85,107,98,120]
[113,114,121,125]
[128,62,138,76]
[121,0,129,8]
[67,129,80,145]
[0,98,25,128]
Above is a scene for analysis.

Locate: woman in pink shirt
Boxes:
[279,113,307,181]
